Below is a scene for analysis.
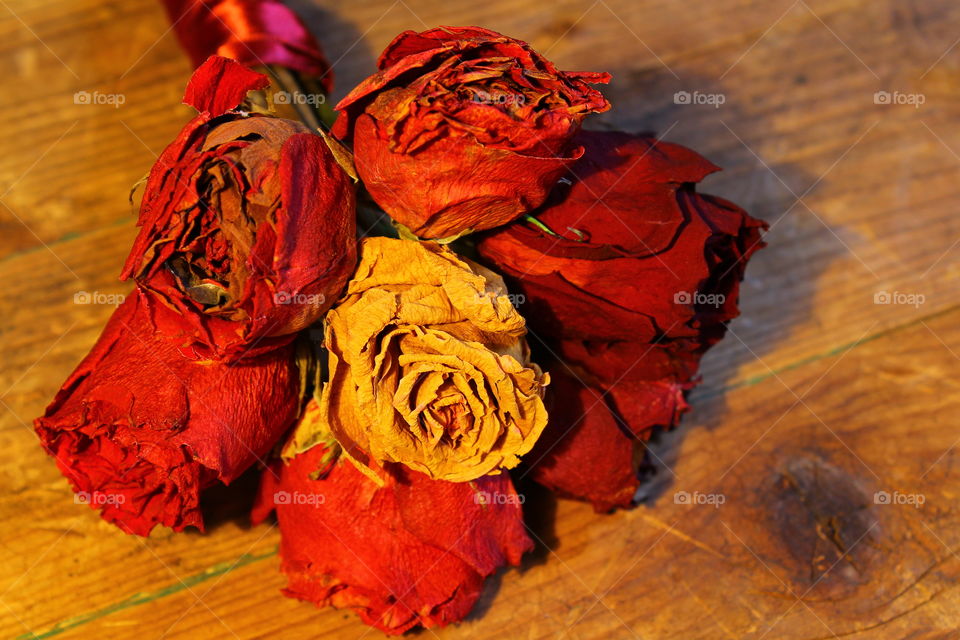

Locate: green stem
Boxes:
[523,214,560,237]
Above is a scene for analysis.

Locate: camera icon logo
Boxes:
[874,291,891,304]
[674,291,692,305]
[74,491,91,504]
[73,91,91,105]
[673,91,691,105]
[673,490,691,504]
[873,91,891,105]
[273,491,291,505]
[874,490,891,505]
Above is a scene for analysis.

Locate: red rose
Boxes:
[34,290,301,535]
[122,57,356,361]
[253,421,532,635]
[333,26,610,239]
[477,130,766,346]
[160,0,334,92]
[477,130,766,510]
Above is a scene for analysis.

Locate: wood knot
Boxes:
[767,453,879,595]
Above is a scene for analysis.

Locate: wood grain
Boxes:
[1,0,959,638]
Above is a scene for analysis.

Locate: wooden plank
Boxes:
[1,0,960,638]
[0,0,193,260]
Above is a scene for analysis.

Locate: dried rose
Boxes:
[476,129,767,347]
[477,130,766,509]
[318,237,548,482]
[122,56,356,361]
[34,290,300,535]
[252,400,532,635]
[333,26,610,239]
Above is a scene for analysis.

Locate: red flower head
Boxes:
[35,290,301,535]
[477,130,767,346]
[477,130,767,510]
[122,57,357,361]
[334,26,610,239]
[253,403,533,634]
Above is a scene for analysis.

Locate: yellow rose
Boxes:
[318,237,548,482]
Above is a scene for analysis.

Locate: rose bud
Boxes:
[475,129,767,348]
[252,400,532,635]
[160,0,334,92]
[524,340,693,512]
[333,26,610,240]
[317,237,548,483]
[34,290,300,536]
[122,56,356,361]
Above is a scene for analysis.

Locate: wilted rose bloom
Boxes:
[34,290,301,535]
[477,130,766,510]
[122,56,356,361]
[333,26,610,239]
[318,237,548,482]
[161,0,334,92]
[253,401,532,635]
[477,130,767,347]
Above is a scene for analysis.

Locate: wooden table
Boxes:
[2,0,959,638]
